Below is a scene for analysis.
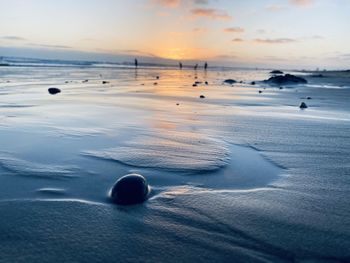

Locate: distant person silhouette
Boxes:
[179,62,183,69]
[135,58,138,68]
[204,62,208,70]
[194,64,198,70]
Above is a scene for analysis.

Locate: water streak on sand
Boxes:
[0,154,79,179]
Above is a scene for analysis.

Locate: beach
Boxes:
[0,62,350,262]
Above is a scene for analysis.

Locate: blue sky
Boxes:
[0,0,349,68]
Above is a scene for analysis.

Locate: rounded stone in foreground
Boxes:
[110,174,150,205]
[48,87,61,95]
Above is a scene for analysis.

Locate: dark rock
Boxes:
[199,95,205,99]
[154,82,158,85]
[251,81,256,85]
[307,97,312,100]
[82,79,89,83]
[110,174,150,205]
[205,81,208,85]
[0,63,10,67]
[270,70,284,74]
[192,83,197,87]
[299,102,308,109]
[265,74,307,85]
[176,103,179,106]
[48,88,61,95]
[223,79,236,85]
[156,76,159,79]
[279,87,283,90]
[195,81,202,85]
[258,90,262,94]
[102,81,109,84]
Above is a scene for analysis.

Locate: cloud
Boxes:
[256,29,267,34]
[266,0,314,11]
[190,8,232,20]
[28,43,72,49]
[262,55,289,61]
[194,0,209,4]
[80,38,96,42]
[151,0,180,8]
[232,38,244,42]
[156,11,171,17]
[289,0,314,6]
[224,27,244,33]
[193,27,208,33]
[266,4,287,11]
[118,49,157,58]
[339,53,350,60]
[254,38,297,44]
[212,54,237,60]
[0,36,27,41]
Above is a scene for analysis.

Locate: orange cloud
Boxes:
[190,8,232,20]
[193,27,208,34]
[224,27,244,33]
[289,0,314,6]
[152,0,180,8]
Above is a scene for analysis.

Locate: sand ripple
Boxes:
[82,130,230,172]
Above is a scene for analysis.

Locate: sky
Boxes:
[0,0,349,69]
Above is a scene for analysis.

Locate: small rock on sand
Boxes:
[48,87,61,95]
[258,90,262,94]
[200,95,205,99]
[102,81,109,84]
[205,81,208,85]
[192,83,197,87]
[110,174,150,205]
[299,102,308,109]
[251,81,256,85]
[223,79,236,85]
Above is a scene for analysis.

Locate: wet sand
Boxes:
[0,65,349,262]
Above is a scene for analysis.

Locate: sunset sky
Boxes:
[0,0,349,68]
